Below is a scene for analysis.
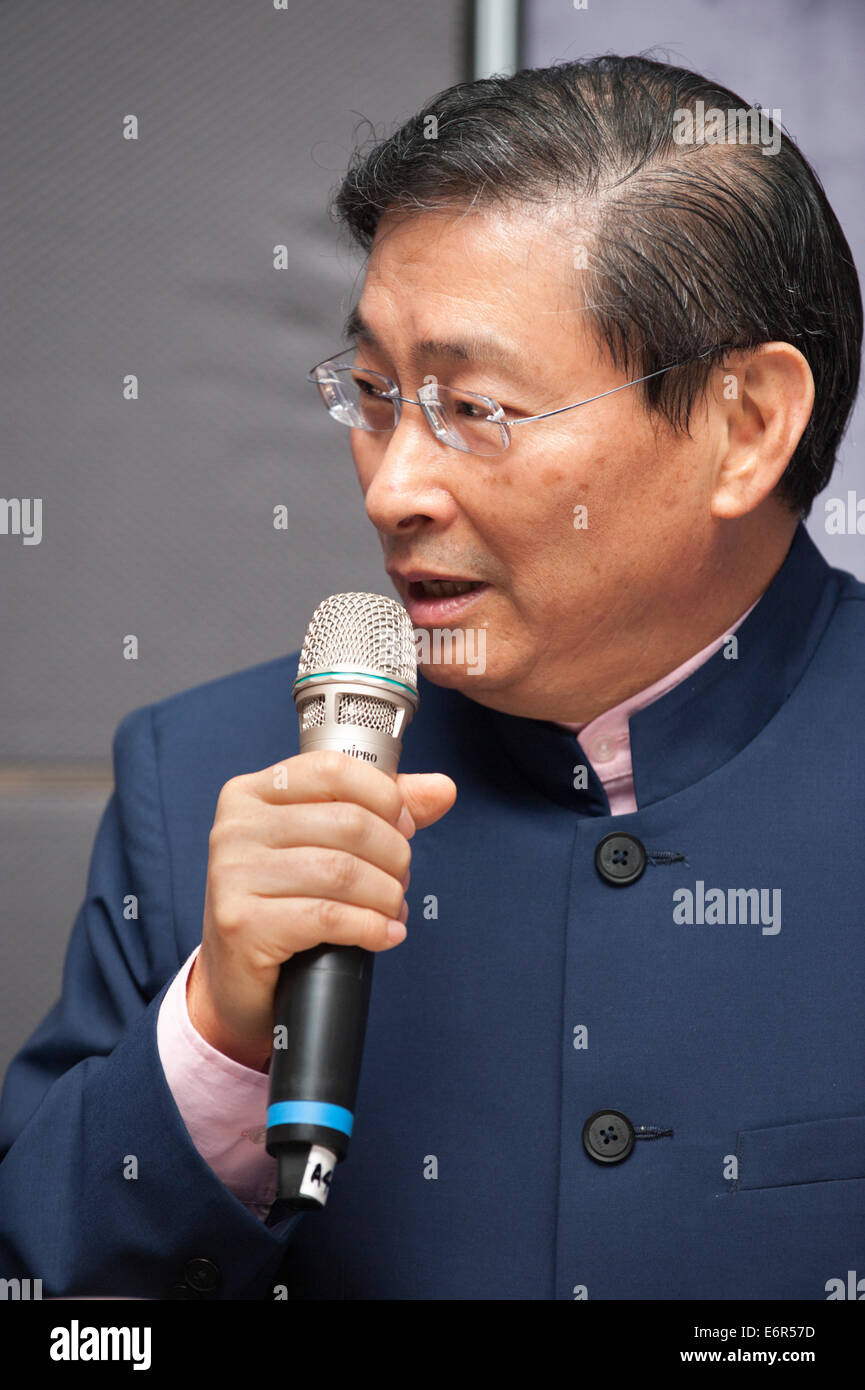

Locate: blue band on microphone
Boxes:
[267,1101,354,1136]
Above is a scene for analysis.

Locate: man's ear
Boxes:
[709,343,814,519]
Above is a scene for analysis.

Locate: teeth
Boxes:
[420,579,479,597]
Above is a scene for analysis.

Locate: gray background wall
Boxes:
[0,0,468,1075]
[1,0,862,1076]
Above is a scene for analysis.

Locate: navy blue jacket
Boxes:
[1,522,863,1299]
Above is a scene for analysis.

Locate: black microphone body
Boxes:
[267,944,373,1208]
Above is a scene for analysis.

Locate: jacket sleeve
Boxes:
[0,704,304,1300]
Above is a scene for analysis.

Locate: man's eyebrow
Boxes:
[343,306,527,378]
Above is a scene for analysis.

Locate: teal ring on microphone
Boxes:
[293,668,417,700]
[267,1100,354,1135]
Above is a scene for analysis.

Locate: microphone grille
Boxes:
[296,592,417,688]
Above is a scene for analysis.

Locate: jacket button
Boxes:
[184,1256,221,1292]
[583,1110,636,1164]
[595,832,646,885]
[167,1283,201,1299]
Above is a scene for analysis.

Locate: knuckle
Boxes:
[213,892,245,937]
[330,801,366,844]
[313,749,347,784]
[217,774,245,808]
[208,816,240,856]
[316,897,345,935]
[324,848,358,894]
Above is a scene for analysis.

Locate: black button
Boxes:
[184,1256,221,1293]
[595,833,646,885]
[166,1282,201,1300]
[583,1110,636,1164]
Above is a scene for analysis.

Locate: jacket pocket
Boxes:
[737,1113,865,1191]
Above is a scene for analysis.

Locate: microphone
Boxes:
[266,592,419,1210]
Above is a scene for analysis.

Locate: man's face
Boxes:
[349,203,725,721]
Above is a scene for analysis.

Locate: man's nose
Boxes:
[361,405,459,535]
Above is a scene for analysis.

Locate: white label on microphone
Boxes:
[300,1144,337,1206]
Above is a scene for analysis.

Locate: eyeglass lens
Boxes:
[315,365,508,456]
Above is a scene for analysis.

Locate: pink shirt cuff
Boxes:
[156,945,278,1221]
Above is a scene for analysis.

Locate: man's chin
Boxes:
[417,659,491,691]
[412,622,490,686]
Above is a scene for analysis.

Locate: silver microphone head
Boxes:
[293,593,418,775]
[295,591,417,689]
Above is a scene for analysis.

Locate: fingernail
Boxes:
[401,869,411,890]
[397,805,416,838]
[399,900,409,923]
[387,920,407,943]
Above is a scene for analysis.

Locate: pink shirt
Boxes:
[157,597,758,1220]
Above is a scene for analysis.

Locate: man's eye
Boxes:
[456,397,520,422]
[456,399,489,420]
[354,376,388,399]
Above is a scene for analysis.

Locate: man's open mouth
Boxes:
[409,579,485,599]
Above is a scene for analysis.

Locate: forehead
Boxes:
[356,204,588,356]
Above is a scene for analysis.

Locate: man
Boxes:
[1,55,863,1300]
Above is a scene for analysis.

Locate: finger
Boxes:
[249,845,406,921]
[250,895,409,958]
[239,750,407,827]
[229,801,412,882]
[396,772,457,830]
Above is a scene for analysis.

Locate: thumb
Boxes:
[395,772,457,833]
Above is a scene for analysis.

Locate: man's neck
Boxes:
[468,515,800,726]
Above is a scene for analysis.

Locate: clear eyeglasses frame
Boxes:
[307,344,722,457]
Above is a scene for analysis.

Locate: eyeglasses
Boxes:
[307,345,716,457]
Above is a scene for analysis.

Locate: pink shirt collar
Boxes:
[556,597,760,813]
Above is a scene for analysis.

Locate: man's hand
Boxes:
[187,751,457,1070]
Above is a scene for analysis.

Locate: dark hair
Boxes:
[332,54,861,517]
